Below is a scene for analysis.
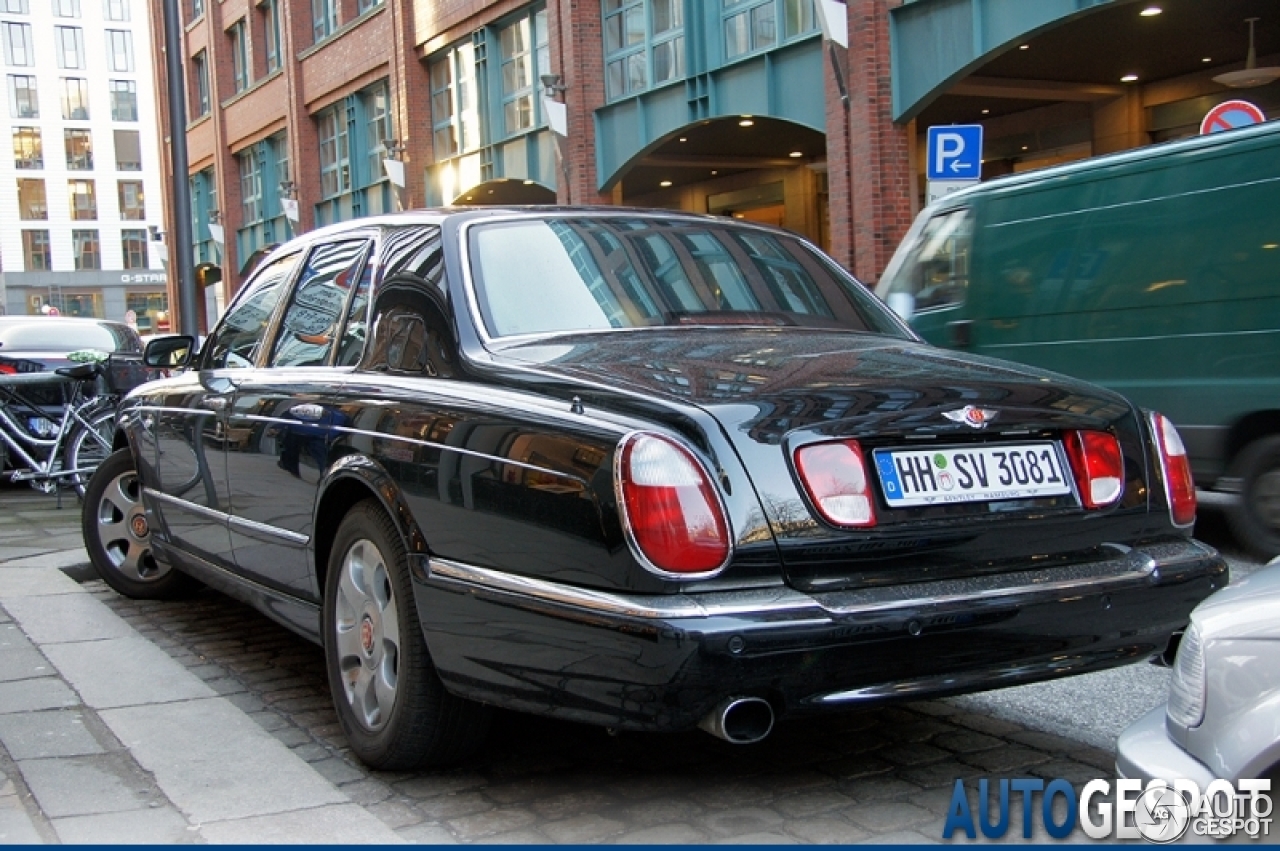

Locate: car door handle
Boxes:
[202,396,229,411]
[289,403,325,421]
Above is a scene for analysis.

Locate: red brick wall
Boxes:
[547,0,611,205]
[845,0,914,285]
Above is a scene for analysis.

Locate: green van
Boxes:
[876,119,1280,558]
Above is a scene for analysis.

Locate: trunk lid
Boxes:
[493,329,1155,590]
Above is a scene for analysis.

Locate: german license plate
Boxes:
[873,442,1072,507]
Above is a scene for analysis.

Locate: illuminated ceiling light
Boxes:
[1203,57,1213,63]
[1121,73,1139,82]
[679,137,687,142]
[739,115,755,127]
[1139,6,1162,17]
[659,180,673,187]
[789,151,803,158]
[981,108,990,114]
[1021,145,1029,151]
[522,179,534,185]
[1019,44,1029,50]
[1264,243,1279,250]
[710,170,718,175]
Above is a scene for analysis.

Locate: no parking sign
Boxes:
[1200,100,1266,135]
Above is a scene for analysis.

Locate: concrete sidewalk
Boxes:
[0,490,403,844]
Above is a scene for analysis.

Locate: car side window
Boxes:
[270,240,371,368]
[202,252,300,369]
[880,208,973,319]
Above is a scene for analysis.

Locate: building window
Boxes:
[17,178,45,220]
[7,74,36,118]
[110,80,137,121]
[239,148,262,223]
[192,51,209,116]
[61,77,90,120]
[1,1,29,13]
[12,126,40,168]
[261,0,281,74]
[499,19,534,135]
[118,179,144,219]
[104,0,129,21]
[191,0,203,20]
[430,42,477,157]
[229,20,250,92]
[72,229,100,269]
[365,82,390,180]
[69,179,96,219]
[55,27,85,69]
[121,228,148,269]
[312,0,337,43]
[603,0,683,100]
[53,0,80,17]
[106,29,133,71]
[114,129,140,170]
[317,105,350,198]
[3,22,33,67]
[357,0,382,11]
[65,129,92,170]
[22,230,50,271]
[723,0,815,60]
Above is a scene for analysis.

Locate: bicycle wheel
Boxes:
[63,402,118,497]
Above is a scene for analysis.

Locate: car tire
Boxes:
[1226,436,1280,560]
[323,499,491,770]
[81,448,200,599]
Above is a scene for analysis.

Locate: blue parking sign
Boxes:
[926,125,983,181]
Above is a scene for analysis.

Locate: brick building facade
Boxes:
[148,0,1279,328]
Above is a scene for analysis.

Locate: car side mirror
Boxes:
[144,334,196,369]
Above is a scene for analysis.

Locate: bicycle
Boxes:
[0,351,150,501]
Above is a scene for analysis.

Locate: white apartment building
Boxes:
[0,0,167,332]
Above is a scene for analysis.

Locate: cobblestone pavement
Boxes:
[1,482,1191,843]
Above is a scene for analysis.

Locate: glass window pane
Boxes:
[626,52,646,92]
[725,12,749,58]
[272,240,369,367]
[604,14,622,53]
[624,6,645,45]
[752,3,776,49]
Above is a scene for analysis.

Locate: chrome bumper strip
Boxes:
[427,538,1222,624]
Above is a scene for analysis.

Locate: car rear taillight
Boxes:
[793,440,876,528]
[616,433,731,575]
[0,363,15,375]
[1150,412,1196,526]
[1064,430,1123,508]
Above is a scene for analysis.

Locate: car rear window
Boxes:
[468,217,910,340]
[0,321,140,353]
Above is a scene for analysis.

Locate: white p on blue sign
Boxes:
[927,125,984,181]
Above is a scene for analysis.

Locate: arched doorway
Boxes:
[607,117,828,249]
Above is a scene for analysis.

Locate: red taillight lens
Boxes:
[1151,413,1196,526]
[793,440,876,528]
[617,433,730,574]
[1064,430,1124,508]
[0,363,15,375]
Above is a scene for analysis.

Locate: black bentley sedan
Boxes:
[84,208,1226,770]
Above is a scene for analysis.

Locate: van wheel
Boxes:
[323,500,491,770]
[1226,436,1280,561]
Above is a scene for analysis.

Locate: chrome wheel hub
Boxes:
[95,471,165,582]
[334,538,400,732]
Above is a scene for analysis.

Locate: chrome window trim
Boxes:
[145,487,309,545]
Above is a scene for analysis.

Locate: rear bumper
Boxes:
[413,538,1227,731]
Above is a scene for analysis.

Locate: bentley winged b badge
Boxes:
[943,405,997,429]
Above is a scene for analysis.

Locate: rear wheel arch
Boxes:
[313,462,429,597]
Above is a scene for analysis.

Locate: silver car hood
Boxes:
[1193,560,1280,640]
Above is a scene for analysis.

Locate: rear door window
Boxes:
[269,240,372,368]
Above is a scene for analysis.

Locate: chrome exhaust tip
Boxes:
[698,696,775,744]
